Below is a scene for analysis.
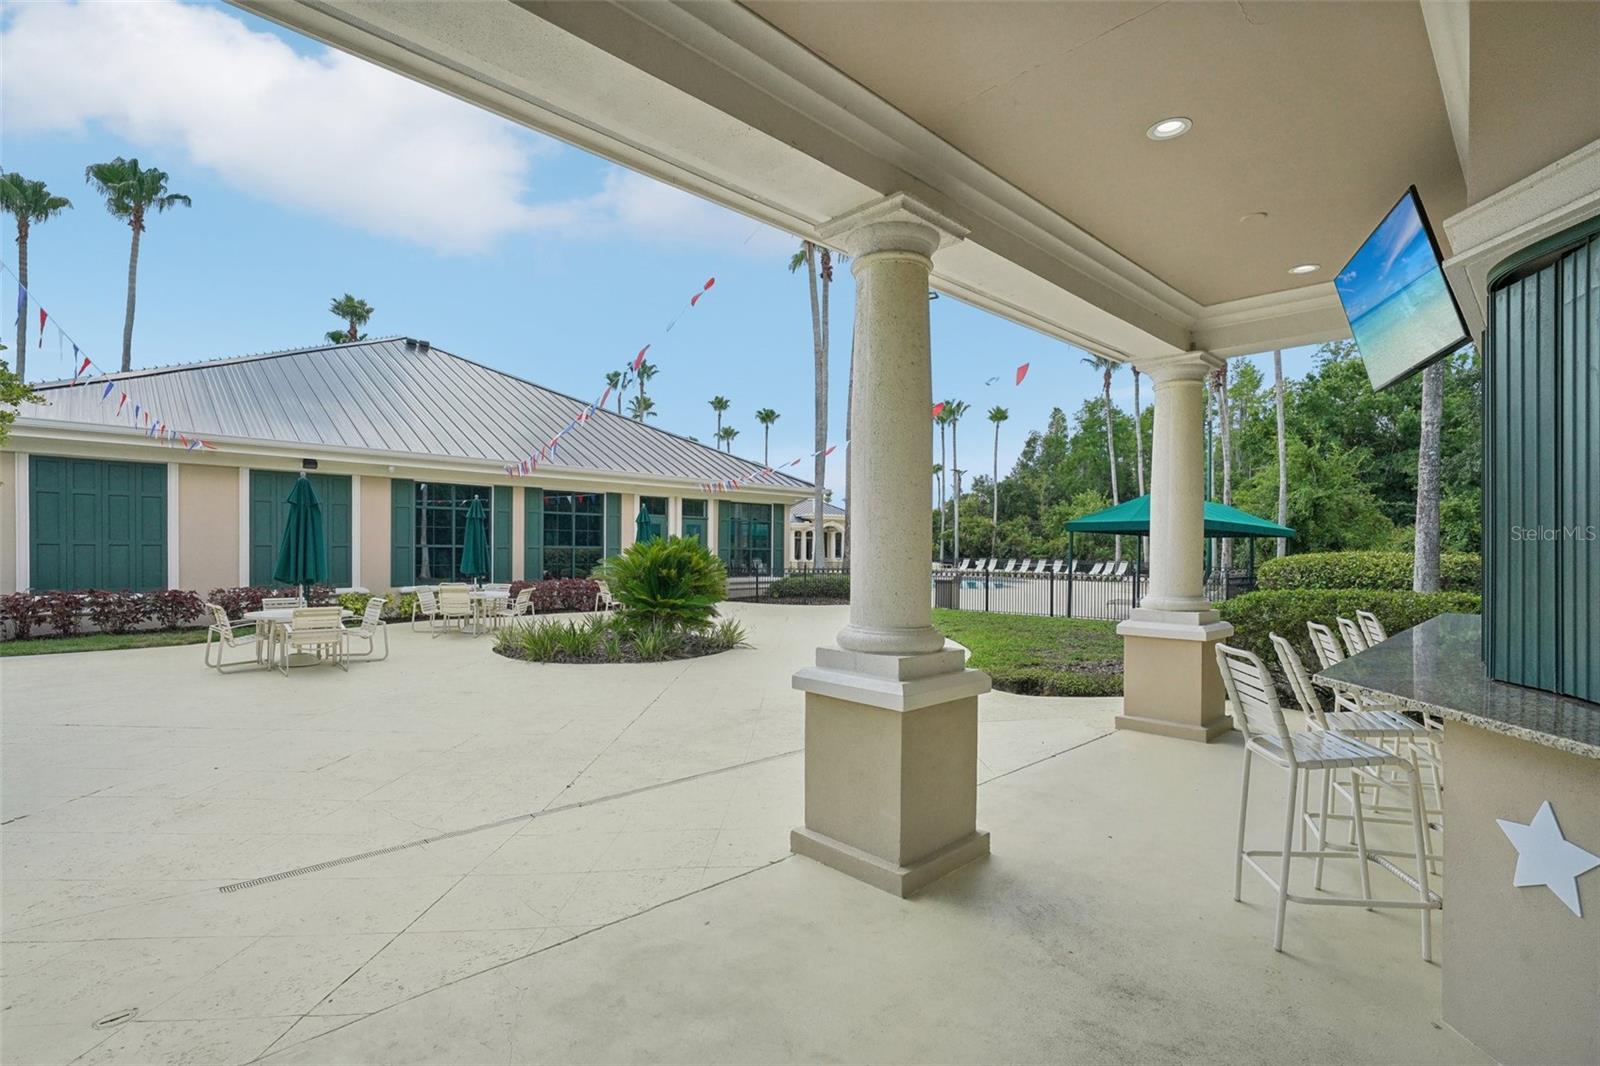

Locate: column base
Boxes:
[790,827,991,898]
[1115,610,1235,743]
[792,646,991,896]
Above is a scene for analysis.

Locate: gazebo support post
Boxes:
[1066,531,1074,619]
[1114,351,1234,743]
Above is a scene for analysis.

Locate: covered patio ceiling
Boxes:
[233,1,1593,360]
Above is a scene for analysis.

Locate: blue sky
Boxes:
[1,0,1320,499]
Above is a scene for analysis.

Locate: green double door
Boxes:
[29,456,167,592]
[248,471,352,587]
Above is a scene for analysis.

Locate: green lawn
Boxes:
[1,628,211,657]
[933,609,1123,697]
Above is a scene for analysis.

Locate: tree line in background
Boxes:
[934,340,1480,577]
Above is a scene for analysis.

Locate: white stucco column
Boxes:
[790,194,992,897]
[1116,350,1234,742]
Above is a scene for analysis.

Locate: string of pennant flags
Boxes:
[3,262,217,452]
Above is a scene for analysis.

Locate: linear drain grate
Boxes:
[93,1008,138,1029]
[219,747,801,894]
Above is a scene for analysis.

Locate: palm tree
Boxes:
[755,407,779,464]
[1413,361,1446,592]
[1211,364,1233,572]
[605,370,626,414]
[987,405,1008,557]
[628,393,656,421]
[718,425,739,452]
[83,158,191,372]
[946,400,970,562]
[1082,354,1122,561]
[935,403,952,560]
[931,461,944,550]
[1132,367,1146,497]
[710,395,730,443]
[0,172,72,383]
[1272,349,1288,558]
[326,294,374,344]
[636,360,658,403]
[789,241,832,551]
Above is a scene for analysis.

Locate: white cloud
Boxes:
[0,0,787,256]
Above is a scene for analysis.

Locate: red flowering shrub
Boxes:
[1,593,40,640]
[38,591,85,636]
[84,589,148,634]
[507,578,600,612]
[146,589,204,630]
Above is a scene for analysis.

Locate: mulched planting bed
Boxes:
[493,634,738,665]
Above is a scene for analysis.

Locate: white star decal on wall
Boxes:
[1497,801,1600,917]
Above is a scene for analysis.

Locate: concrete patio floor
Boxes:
[1,605,1484,1064]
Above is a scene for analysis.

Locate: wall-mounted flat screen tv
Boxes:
[1334,186,1469,391]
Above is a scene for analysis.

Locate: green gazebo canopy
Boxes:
[1064,494,1294,538]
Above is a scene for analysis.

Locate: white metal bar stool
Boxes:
[1217,642,1439,960]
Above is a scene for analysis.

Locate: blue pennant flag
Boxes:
[101,380,115,400]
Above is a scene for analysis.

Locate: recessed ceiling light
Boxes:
[1288,263,1320,275]
[1146,116,1192,141]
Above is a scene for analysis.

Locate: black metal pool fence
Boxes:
[723,563,1254,620]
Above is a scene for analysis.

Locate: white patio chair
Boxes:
[203,603,263,673]
[1112,560,1130,578]
[411,587,441,633]
[1336,615,1369,656]
[1271,632,1443,863]
[261,595,303,610]
[344,597,389,661]
[1087,561,1107,578]
[1216,642,1438,960]
[593,580,617,612]
[494,587,535,628]
[278,606,347,674]
[1001,559,1018,573]
[435,587,472,637]
[983,558,998,572]
[1355,610,1389,648]
[1307,621,1367,715]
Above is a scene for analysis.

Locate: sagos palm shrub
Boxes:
[601,536,726,632]
[709,617,750,651]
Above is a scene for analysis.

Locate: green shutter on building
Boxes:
[28,456,166,592]
[523,486,543,580]
[770,503,785,576]
[249,471,352,587]
[605,492,622,558]
[492,485,513,583]
[390,478,415,588]
[1485,221,1600,704]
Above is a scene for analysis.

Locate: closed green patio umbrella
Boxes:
[635,501,654,544]
[460,495,490,582]
[272,474,327,594]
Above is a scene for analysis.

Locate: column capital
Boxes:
[819,193,968,260]
[1132,350,1223,385]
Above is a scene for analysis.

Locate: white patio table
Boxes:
[243,607,355,668]
[467,589,509,635]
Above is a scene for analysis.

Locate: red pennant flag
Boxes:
[931,401,945,418]
[74,355,91,379]
[703,277,715,290]
[143,411,151,425]
[202,441,217,450]
[1016,362,1030,386]
[823,445,837,457]
[689,292,702,307]
[116,393,128,415]
[598,386,612,411]
[38,308,47,342]
[632,345,649,370]
[178,433,189,448]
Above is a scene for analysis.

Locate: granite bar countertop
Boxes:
[1314,613,1600,759]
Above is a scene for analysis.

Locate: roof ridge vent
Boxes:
[417,339,431,352]
[404,338,417,350]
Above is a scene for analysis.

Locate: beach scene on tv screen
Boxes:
[1336,194,1466,389]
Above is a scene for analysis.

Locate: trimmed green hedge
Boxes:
[767,573,850,601]
[1256,551,1480,593]
[1219,588,1480,692]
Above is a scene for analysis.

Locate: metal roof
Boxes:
[790,498,845,520]
[20,337,812,491]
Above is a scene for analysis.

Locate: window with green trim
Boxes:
[543,490,604,577]
[414,482,490,583]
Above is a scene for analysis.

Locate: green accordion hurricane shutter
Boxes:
[523,486,543,580]
[390,478,415,588]
[605,493,622,558]
[249,471,351,587]
[492,486,513,583]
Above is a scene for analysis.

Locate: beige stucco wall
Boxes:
[177,463,240,594]
[1443,722,1600,1065]
[1,451,16,594]
[359,475,390,592]
[619,492,638,550]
